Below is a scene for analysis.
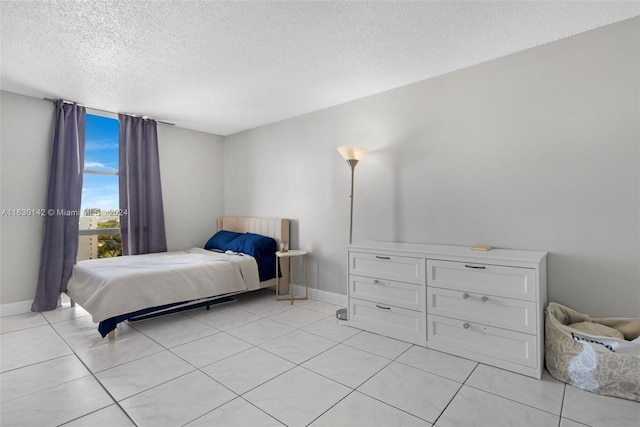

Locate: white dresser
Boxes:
[347,241,547,378]
[348,249,427,346]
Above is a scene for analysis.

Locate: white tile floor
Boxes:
[2,289,639,427]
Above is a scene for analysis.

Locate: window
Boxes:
[78,113,122,260]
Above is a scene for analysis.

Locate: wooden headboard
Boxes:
[217,217,290,292]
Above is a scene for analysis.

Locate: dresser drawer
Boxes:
[350,252,424,284]
[350,298,426,346]
[350,275,424,312]
[427,314,537,369]
[427,287,536,334]
[427,260,536,301]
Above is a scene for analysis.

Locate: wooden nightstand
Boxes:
[275,249,308,304]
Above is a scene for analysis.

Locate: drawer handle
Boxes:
[376,304,391,310]
[464,264,486,269]
[481,296,489,302]
[463,293,470,299]
[463,322,470,329]
[375,256,391,260]
[372,279,386,286]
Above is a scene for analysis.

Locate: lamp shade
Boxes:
[337,146,368,162]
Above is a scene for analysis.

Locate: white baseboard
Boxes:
[292,284,347,307]
[0,300,33,317]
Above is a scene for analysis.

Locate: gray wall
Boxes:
[2,18,638,318]
[0,92,52,306]
[224,18,640,317]
[158,125,225,251]
[0,91,225,307]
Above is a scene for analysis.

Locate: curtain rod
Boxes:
[44,98,175,126]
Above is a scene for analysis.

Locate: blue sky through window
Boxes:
[81,114,119,214]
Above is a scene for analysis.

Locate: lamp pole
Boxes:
[336,161,356,321]
[347,159,358,244]
[336,147,368,321]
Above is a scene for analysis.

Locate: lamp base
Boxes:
[336,307,348,321]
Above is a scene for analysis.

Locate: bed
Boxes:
[66,217,290,338]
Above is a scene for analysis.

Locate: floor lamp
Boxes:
[336,146,368,321]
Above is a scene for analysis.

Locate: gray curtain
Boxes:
[32,100,86,312]
[119,114,167,255]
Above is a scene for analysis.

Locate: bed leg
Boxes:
[108,330,116,340]
[70,298,76,307]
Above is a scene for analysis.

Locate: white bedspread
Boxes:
[66,248,260,323]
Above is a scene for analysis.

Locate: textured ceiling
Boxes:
[1,1,638,135]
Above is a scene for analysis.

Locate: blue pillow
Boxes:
[204,230,242,251]
[224,232,277,258]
